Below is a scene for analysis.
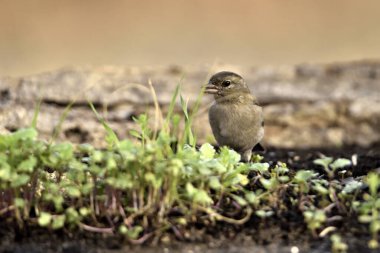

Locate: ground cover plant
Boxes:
[0,83,379,253]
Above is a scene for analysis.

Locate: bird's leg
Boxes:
[240,149,252,163]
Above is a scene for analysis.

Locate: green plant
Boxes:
[303,208,326,236]
[314,157,351,179]
[330,234,348,253]
[357,173,380,249]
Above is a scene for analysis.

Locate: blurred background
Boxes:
[1,0,380,76]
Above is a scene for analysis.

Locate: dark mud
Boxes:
[0,145,379,253]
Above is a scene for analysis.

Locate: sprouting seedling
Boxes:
[313,157,333,170]
[313,157,351,179]
[330,158,352,171]
[303,208,326,237]
[293,170,318,193]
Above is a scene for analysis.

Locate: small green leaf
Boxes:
[169,159,183,176]
[126,226,143,239]
[17,156,37,173]
[14,198,25,208]
[81,182,94,195]
[186,182,196,197]
[367,173,379,196]
[193,189,213,205]
[260,177,278,190]
[358,215,372,223]
[294,170,316,183]
[52,143,73,161]
[313,183,329,195]
[368,239,379,249]
[52,215,65,229]
[176,217,187,225]
[256,209,274,218]
[237,173,249,186]
[209,177,221,190]
[313,157,333,169]
[231,194,247,206]
[303,209,326,230]
[38,212,52,227]
[79,207,91,216]
[92,151,103,163]
[106,174,133,189]
[278,176,290,183]
[249,163,269,173]
[330,158,351,171]
[11,174,30,187]
[78,143,95,153]
[274,163,289,174]
[66,186,81,197]
[251,154,263,163]
[370,220,380,233]
[14,128,38,141]
[199,143,215,159]
[53,195,64,211]
[330,234,348,252]
[66,207,80,224]
[145,172,156,182]
[106,157,117,170]
[244,192,257,204]
[341,180,363,194]
[119,225,128,235]
[129,129,141,139]
[0,161,11,180]
[218,147,241,165]
[206,160,227,173]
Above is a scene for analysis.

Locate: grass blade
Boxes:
[31,99,42,129]
[165,77,183,125]
[50,101,75,143]
[88,101,119,148]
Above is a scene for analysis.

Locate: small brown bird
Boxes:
[205,71,264,162]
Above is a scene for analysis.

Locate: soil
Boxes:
[1,145,379,253]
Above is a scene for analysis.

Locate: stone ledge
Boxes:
[1,60,379,148]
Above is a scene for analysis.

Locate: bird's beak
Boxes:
[204,83,219,94]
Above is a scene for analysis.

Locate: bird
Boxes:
[204,71,264,162]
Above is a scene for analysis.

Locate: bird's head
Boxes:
[204,71,251,100]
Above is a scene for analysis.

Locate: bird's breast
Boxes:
[208,102,263,150]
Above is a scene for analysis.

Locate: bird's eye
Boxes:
[222,80,231,87]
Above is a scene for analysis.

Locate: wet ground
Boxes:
[1,145,379,253]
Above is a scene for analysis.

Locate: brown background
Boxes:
[1,0,380,76]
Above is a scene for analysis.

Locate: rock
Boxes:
[1,60,379,148]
